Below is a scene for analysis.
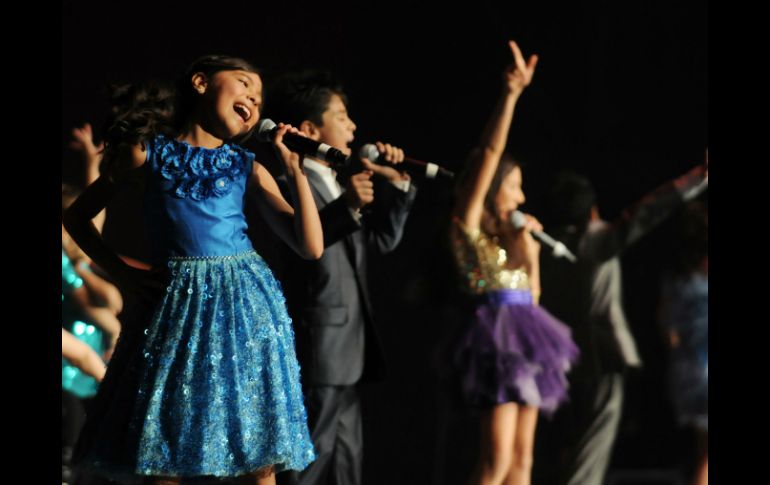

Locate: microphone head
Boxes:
[358,144,380,162]
[552,242,577,262]
[510,210,527,230]
[439,167,455,179]
[255,119,277,142]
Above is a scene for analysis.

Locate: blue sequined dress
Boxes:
[74,135,315,480]
[660,272,708,431]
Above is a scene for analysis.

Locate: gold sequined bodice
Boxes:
[451,218,530,294]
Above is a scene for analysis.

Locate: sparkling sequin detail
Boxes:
[448,222,579,414]
[82,252,315,478]
[451,218,530,294]
[76,135,315,479]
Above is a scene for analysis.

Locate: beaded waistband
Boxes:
[166,249,257,261]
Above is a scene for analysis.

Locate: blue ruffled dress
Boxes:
[74,135,315,480]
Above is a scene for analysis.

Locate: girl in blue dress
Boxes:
[659,200,708,485]
[63,55,324,484]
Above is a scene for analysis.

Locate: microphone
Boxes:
[256,119,350,168]
[359,144,455,180]
[511,210,577,263]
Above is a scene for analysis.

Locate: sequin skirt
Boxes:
[452,289,580,415]
[74,251,315,480]
[669,355,708,431]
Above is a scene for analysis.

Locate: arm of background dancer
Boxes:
[74,262,124,316]
[62,328,107,382]
[63,144,148,287]
[592,161,709,261]
[69,284,122,349]
[69,123,108,233]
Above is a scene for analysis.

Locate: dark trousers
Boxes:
[283,386,362,485]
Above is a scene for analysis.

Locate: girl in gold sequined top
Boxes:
[449,40,579,485]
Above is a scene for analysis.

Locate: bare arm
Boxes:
[69,283,122,349]
[249,124,323,259]
[453,41,538,231]
[74,262,124,315]
[63,144,150,289]
[591,161,708,262]
[70,123,107,233]
[62,329,107,382]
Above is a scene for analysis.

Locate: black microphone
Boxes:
[511,210,577,263]
[256,119,350,168]
[359,144,454,180]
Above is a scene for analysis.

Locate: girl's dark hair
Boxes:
[483,153,520,218]
[101,55,259,174]
[454,150,521,220]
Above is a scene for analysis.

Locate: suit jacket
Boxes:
[277,169,417,386]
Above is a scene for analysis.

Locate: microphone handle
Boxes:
[275,129,350,168]
[532,230,559,247]
[531,231,578,263]
[382,156,454,179]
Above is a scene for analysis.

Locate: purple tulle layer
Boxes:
[452,290,580,415]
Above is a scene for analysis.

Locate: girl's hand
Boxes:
[514,212,543,263]
[272,123,306,178]
[503,40,539,96]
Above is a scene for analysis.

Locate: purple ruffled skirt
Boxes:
[452,289,579,415]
